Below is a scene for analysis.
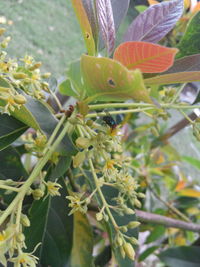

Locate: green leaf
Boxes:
[146,225,165,243]
[24,179,73,267]
[71,211,94,267]
[0,77,40,130]
[159,246,200,267]
[22,95,77,156]
[0,114,28,151]
[139,246,159,262]
[59,79,78,97]
[71,0,96,55]
[67,60,84,94]
[177,11,200,58]
[0,146,28,180]
[81,54,152,103]
[49,155,72,179]
[182,156,200,171]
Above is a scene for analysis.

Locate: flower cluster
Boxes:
[0,27,51,116]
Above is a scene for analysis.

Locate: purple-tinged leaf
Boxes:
[98,0,130,51]
[97,0,116,54]
[123,0,184,43]
[111,0,130,30]
[82,0,99,47]
[163,54,200,74]
[144,71,200,85]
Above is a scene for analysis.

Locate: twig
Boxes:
[135,210,200,233]
[88,204,200,233]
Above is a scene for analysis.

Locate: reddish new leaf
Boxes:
[113,42,178,73]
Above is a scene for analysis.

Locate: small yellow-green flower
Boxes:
[46,181,61,197]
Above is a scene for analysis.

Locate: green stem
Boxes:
[43,114,66,154]
[179,109,195,124]
[170,83,186,104]
[0,120,71,226]
[88,102,200,111]
[88,159,119,230]
[0,185,19,192]
[86,107,154,118]
[16,198,23,232]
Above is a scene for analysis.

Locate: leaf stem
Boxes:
[0,120,71,226]
[86,107,154,118]
[0,185,20,192]
[88,102,200,111]
[170,83,186,104]
[88,159,119,230]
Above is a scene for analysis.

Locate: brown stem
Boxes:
[160,112,197,142]
[135,209,200,233]
[88,204,200,233]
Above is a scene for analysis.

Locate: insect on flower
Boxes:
[102,113,117,131]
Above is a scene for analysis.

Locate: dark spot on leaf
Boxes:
[85,32,90,39]
[107,78,115,87]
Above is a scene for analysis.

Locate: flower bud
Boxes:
[123,242,135,261]
[129,236,139,246]
[29,62,42,71]
[0,86,10,93]
[116,236,123,247]
[127,221,140,229]
[134,198,142,208]
[20,214,30,227]
[124,208,135,215]
[13,72,27,79]
[137,192,145,199]
[16,232,25,243]
[77,101,89,116]
[120,226,128,233]
[120,246,125,259]
[32,188,44,200]
[73,151,85,168]
[96,212,103,221]
[14,95,27,104]
[75,137,90,149]
[0,28,6,36]
[86,120,94,127]
[41,72,51,79]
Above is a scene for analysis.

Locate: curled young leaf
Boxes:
[81,54,152,103]
[96,0,116,54]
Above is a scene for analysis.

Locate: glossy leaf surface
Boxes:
[71,211,94,267]
[81,54,152,103]
[96,0,115,54]
[159,246,200,267]
[163,54,200,73]
[25,180,73,267]
[0,146,28,180]
[145,71,200,85]
[71,0,96,55]
[59,79,78,97]
[177,11,200,58]
[114,42,178,73]
[123,0,183,43]
[0,114,28,151]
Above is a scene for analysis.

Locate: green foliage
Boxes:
[1,1,200,267]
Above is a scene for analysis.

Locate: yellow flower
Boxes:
[9,252,39,267]
[46,181,61,197]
